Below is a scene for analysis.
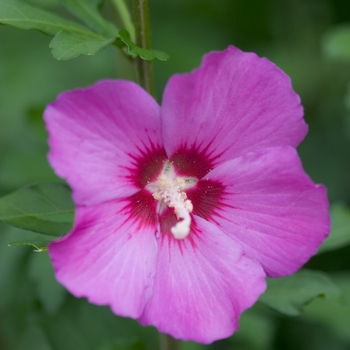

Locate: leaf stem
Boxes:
[112,0,135,41]
[132,0,155,97]
[160,334,180,350]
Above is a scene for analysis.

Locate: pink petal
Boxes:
[161,46,307,174]
[205,146,330,277]
[139,216,266,344]
[44,80,165,206]
[49,198,158,318]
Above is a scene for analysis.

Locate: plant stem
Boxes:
[132,0,155,97]
[160,334,181,350]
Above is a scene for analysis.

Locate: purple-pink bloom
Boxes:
[44,46,330,344]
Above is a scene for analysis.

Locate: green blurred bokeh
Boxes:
[1,0,350,349]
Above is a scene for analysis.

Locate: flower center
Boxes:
[147,163,196,240]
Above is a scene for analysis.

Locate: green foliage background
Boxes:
[1,0,350,349]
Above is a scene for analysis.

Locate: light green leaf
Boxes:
[50,30,115,60]
[0,0,100,37]
[117,29,169,61]
[0,182,74,236]
[111,0,135,41]
[8,239,51,252]
[58,0,118,36]
[259,270,342,316]
[0,0,116,60]
[318,202,350,253]
[322,24,350,62]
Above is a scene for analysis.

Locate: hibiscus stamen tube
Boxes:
[43,3,330,349]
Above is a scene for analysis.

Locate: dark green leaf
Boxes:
[259,270,342,316]
[58,0,118,36]
[10,323,54,350]
[318,203,350,253]
[301,273,350,342]
[117,29,169,61]
[0,182,74,236]
[97,339,147,350]
[50,30,115,60]
[41,298,159,350]
[232,308,275,350]
[8,239,51,252]
[28,252,67,314]
[345,83,350,112]
[0,0,99,37]
[322,25,350,62]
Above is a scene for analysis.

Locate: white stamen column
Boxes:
[151,173,194,239]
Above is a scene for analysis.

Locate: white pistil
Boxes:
[152,174,193,239]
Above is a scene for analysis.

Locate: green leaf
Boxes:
[50,30,115,60]
[318,203,350,253]
[302,272,350,342]
[58,0,118,36]
[40,298,159,350]
[0,182,74,237]
[117,29,169,61]
[28,252,67,314]
[322,24,350,62]
[0,0,99,37]
[111,0,135,41]
[259,270,342,316]
[232,308,275,350]
[8,239,51,252]
[0,0,116,60]
[97,339,147,350]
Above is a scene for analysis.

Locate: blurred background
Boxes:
[1,0,350,349]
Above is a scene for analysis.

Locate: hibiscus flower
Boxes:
[44,46,330,344]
